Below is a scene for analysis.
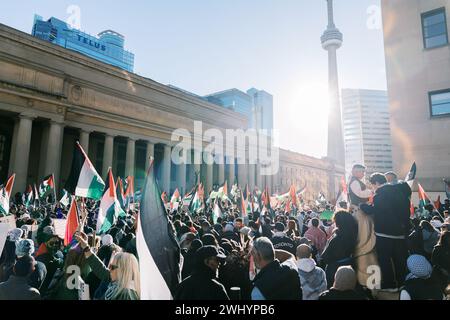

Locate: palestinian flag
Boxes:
[170,188,181,211]
[240,189,250,218]
[97,168,125,234]
[336,177,349,210]
[0,174,15,216]
[39,174,54,199]
[33,184,40,206]
[116,177,126,210]
[64,198,79,246]
[182,186,195,207]
[434,195,441,211]
[23,185,34,208]
[59,189,71,207]
[65,142,105,200]
[285,198,291,213]
[418,183,433,210]
[212,198,222,224]
[405,162,417,188]
[125,176,135,197]
[136,159,181,299]
[189,184,204,214]
[218,181,229,201]
[316,192,327,206]
[289,184,298,208]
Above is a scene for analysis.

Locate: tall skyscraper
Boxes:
[32,15,134,72]
[321,0,345,167]
[341,89,393,177]
[382,0,450,194]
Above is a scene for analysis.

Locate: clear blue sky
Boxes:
[0,0,386,158]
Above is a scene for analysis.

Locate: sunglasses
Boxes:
[109,264,119,271]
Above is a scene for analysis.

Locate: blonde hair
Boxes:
[110,252,141,299]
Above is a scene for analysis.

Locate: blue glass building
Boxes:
[31,15,134,72]
[205,88,273,131]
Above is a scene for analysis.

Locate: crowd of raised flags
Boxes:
[0,139,449,300]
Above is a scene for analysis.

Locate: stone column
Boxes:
[145,141,155,173]
[193,149,201,183]
[79,129,91,154]
[177,161,187,195]
[162,144,172,193]
[217,154,225,185]
[125,138,136,178]
[44,120,64,193]
[12,114,34,194]
[102,134,115,178]
[7,118,19,176]
[256,164,262,190]
[238,161,248,188]
[205,163,213,195]
[248,164,256,191]
[227,157,235,186]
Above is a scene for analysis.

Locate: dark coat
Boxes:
[175,265,229,300]
[402,278,443,300]
[252,260,302,300]
[36,251,63,296]
[321,232,354,266]
[222,231,241,244]
[360,182,412,237]
[0,275,41,300]
[319,288,368,300]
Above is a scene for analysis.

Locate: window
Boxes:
[422,8,448,49]
[429,90,450,116]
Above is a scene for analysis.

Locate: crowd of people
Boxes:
[0,164,449,300]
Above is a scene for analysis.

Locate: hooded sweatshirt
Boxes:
[296,258,327,300]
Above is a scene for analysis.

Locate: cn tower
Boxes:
[321,0,345,167]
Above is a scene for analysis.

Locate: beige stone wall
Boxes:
[382,0,450,191]
[277,149,342,202]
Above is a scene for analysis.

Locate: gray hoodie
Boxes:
[296,258,327,300]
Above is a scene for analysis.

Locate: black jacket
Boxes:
[402,278,443,300]
[319,288,368,300]
[0,276,41,300]
[222,231,241,244]
[360,182,412,237]
[321,232,355,266]
[252,260,302,300]
[175,265,230,300]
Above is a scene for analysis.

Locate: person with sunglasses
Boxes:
[35,226,64,297]
[75,231,140,300]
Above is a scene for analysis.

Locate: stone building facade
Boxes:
[0,23,342,201]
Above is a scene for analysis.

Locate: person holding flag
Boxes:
[97,168,125,235]
[22,185,34,209]
[170,188,181,212]
[360,173,412,291]
[38,174,56,204]
[0,174,15,216]
[65,142,105,201]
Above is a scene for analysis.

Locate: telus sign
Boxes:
[77,34,106,51]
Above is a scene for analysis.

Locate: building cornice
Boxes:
[0,23,247,126]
